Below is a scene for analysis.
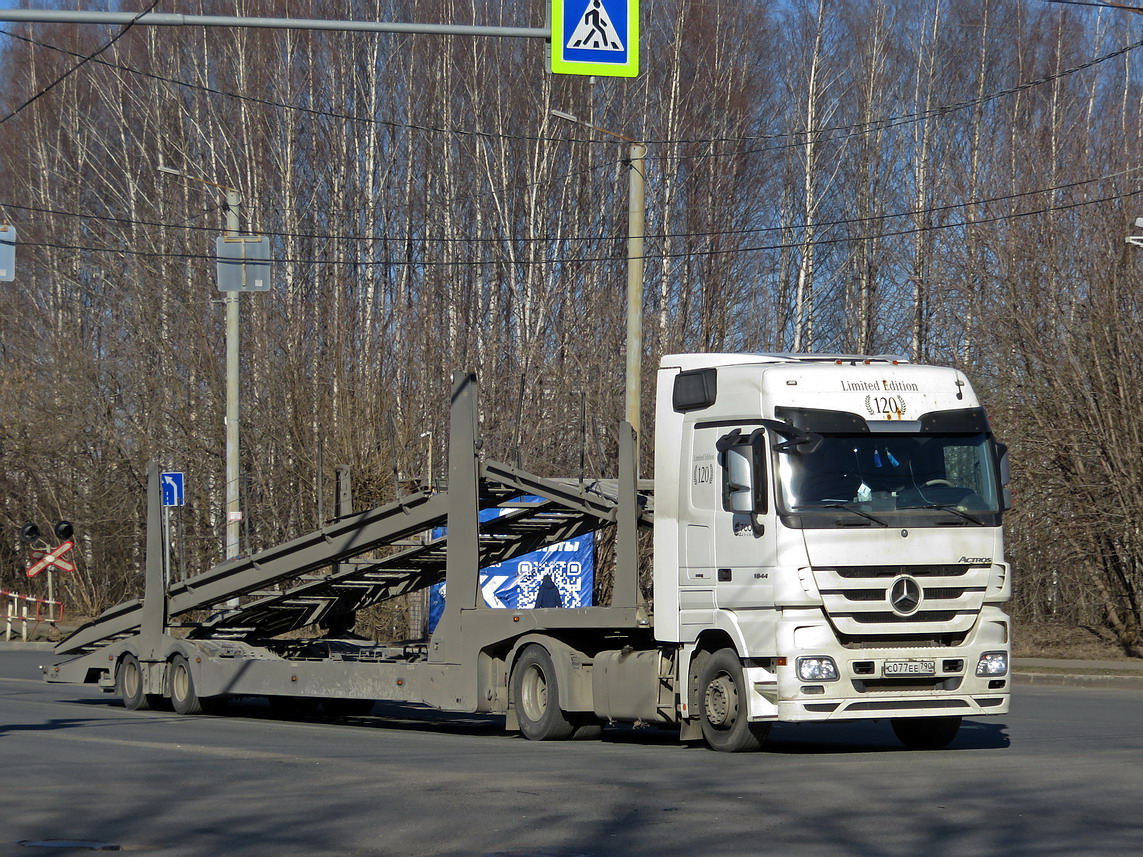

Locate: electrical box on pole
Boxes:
[215,235,271,292]
[0,224,15,281]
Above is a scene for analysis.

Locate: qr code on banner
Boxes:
[518,561,584,607]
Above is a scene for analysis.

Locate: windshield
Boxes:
[776,432,1001,519]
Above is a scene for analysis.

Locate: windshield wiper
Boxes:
[819,503,889,527]
[922,504,986,526]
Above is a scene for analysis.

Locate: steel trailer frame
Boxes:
[46,372,652,721]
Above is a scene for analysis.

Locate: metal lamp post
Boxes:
[550,110,646,464]
[158,166,243,568]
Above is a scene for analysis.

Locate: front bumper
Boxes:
[760,605,1011,721]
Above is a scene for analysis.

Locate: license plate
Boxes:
[883,659,935,677]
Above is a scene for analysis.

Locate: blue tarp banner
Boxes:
[427,498,594,632]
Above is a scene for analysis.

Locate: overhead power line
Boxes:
[702,33,1143,159]
[0,28,600,146]
[4,162,1140,246]
[0,1,161,127]
[1045,1,1143,14]
[10,181,1139,268]
[4,19,1141,150]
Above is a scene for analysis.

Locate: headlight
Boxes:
[976,651,1008,677]
[797,656,839,682]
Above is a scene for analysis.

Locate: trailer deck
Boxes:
[53,372,651,660]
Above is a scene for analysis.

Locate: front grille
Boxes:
[841,590,888,602]
[837,632,968,649]
[833,564,971,579]
[849,611,961,624]
[814,563,991,636]
[840,587,968,603]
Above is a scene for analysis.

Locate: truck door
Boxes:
[683,424,777,617]
[710,424,777,613]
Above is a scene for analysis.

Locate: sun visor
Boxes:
[774,405,990,434]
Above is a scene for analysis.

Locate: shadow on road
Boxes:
[43,691,1011,752]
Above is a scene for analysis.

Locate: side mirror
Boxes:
[726,446,755,514]
[996,442,1013,511]
[719,429,768,517]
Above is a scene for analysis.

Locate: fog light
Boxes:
[976,651,1008,677]
[797,656,839,682]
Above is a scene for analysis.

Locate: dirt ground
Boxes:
[1013,620,1138,660]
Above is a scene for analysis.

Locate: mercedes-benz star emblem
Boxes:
[889,575,922,616]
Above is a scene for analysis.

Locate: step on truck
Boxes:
[46,354,1013,752]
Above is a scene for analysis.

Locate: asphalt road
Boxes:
[2,649,1142,857]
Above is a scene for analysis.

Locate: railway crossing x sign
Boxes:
[551,0,639,78]
[27,540,75,578]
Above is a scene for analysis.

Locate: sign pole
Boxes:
[163,504,172,589]
[160,471,186,586]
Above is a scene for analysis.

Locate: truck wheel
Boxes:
[169,654,205,715]
[117,653,158,711]
[891,715,961,750]
[511,645,576,741]
[698,648,769,752]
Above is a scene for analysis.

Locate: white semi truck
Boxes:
[46,354,1012,752]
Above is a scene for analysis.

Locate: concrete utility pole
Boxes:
[551,110,646,463]
[626,141,646,446]
[224,189,242,564]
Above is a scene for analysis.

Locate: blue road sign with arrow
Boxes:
[161,472,185,507]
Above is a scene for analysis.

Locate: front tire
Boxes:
[698,648,770,752]
[891,715,961,750]
[511,645,576,741]
[169,654,206,715]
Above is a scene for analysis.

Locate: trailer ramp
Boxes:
[56,465,646,656]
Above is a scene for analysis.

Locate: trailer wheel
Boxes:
[169,654,205,715]
[891,715,961,750]
[698,648,770,752]
[116,654,158,711]
[511,645,576,741]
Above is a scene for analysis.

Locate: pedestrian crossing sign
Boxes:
[551,0,639,77]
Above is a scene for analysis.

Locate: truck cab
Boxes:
[654,354,1012,750]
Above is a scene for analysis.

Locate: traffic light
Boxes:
[18,520,74,544]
